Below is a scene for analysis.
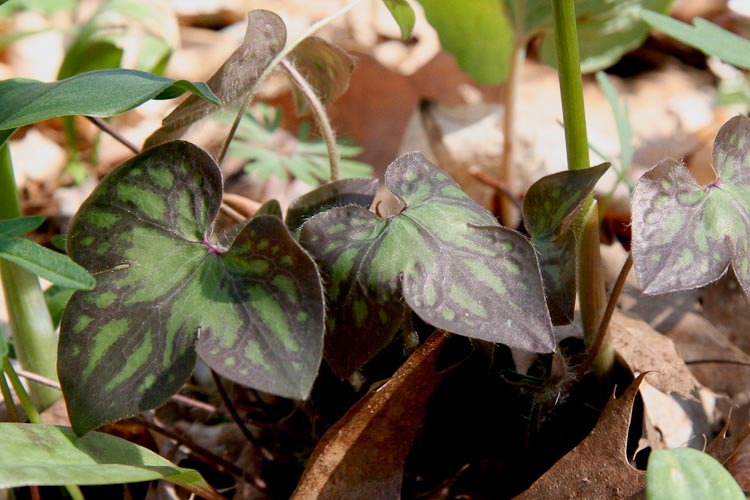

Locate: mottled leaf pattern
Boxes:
[300,152,554,377]
[631,115,750,297]
[60,141,324,435]
[286,178,378,233]
[522,163,609,323]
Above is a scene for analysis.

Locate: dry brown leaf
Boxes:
[702,270,750,355]
[707,419,750,492]
[611,309,701,399]
[291,331,450,500]
[513,374,648,500]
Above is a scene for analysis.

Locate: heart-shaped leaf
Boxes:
[145,10,286,147]
[0,423,221,500]
[60,140,324,435]
[522,163,609,323]
[300,152,553,377]
[631,115,750,297]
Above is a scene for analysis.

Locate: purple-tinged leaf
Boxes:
[632,115,750,297]
[286,178,378,233]
[59,141,324,435]
[522,163,610,323]
[300,152,553,377]
[145,10,286,148]
[287,36,355,116]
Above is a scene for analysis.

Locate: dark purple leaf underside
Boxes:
[286,178,378,233]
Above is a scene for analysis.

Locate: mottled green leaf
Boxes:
[382,0,416,39]
[642,10,750,70]
[60,140,324,435]
[646,448,744,500]
[0,215,44,238]
[286,178,378,233]
[522,163,609,323]
[631,115,750,297]
[256,198,283,218]
[287,36,355,116]
[145,10,286,147]
[57,0,178,79]
[0,423,221,499]
[300,152,553,377]
[0,237,95,290]
[0,69,218,131]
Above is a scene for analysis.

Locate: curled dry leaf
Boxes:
[707,421,750,492]
[514,374,648,500]
[610,309,701,399]
[291,330,451,500]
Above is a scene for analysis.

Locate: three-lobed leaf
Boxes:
[646,448,745,500]
[0,423,221,499]
[522,163,610,323]
[60,140,324,435]
[300,152,554,377]
[631,115,750,297]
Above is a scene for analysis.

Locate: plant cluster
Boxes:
[0,0,748,498]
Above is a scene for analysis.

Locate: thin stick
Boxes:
[209,369,275,461]
[85,116,140,154]
[577,253,632,378]
[469,167,523,213]
[281,58,340,181]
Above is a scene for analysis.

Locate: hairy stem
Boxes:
[85,116,140,155]
[551,0,610,374]
[0,144,60,409]
[281,58,340,182]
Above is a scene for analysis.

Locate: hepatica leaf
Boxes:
[300,152,553,377]
[632,115,750,297]
[522,163,610,323]
[646,448,745,500]
[59,141,324,435]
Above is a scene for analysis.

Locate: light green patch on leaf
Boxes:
[646,448,744,500]
[59,141,324,435]
[632,115,750,297]
[522,163,610,323]
[300,152,553,377]
[0,423,221,499]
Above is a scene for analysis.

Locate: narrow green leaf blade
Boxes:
[0,215,44,237]
[145,10,286,147]
[0,423,221,499]
[301,152,554,376]
[647,448,745,500]
[382,0,416,39]
[632,115,750,296]
[642,10,750,69]
[0,69,219,130]
[0,237,95,290]
[60,140,324,434]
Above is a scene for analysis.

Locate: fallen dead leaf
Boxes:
[513,374,648,500]
[707,419,750,492]
[291,330,451,500]
[611,309,701,399]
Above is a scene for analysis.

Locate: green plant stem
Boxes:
[551,0,610,374]
[0,371,19,422]
[281,58,340,182]
[0,145,60,409]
